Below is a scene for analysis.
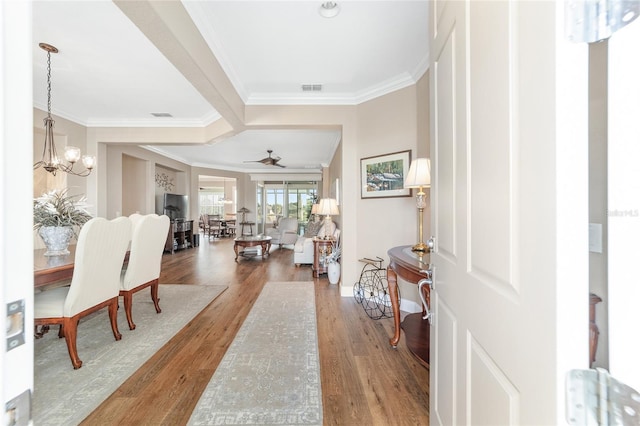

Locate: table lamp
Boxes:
[318,198,339,237]
[404,158,431,253]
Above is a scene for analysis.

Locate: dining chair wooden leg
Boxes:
[150,280,162,313]
[62,316,82,369]
[122,292,136,330]
[108,298,123,340]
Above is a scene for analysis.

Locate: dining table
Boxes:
[34,245,129,289]
[34,246,76,289]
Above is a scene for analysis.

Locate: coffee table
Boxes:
[234,235,272,262]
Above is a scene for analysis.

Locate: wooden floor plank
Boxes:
[80,237,429,425]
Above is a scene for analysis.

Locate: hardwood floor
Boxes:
[81,236,429,425]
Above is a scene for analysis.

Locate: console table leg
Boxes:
[387,266,401,348]
[234,244,239,262]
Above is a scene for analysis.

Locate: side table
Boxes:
[387,245,431,368]
[312,238,335,277]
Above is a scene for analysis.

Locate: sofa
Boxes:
[294,221,340,266]
[265,217,299,248]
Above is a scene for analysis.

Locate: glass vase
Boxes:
[38,226,74,256]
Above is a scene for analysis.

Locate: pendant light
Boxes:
[221,178,233,204]
[34,43,95,177]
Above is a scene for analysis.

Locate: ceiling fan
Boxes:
[244,149,285,168]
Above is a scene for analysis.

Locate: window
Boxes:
[198,189,225,217]
[261,182,318,231]
[265,186,285,225]
[198,176,236,218]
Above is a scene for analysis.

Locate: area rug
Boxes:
[34,284,227,426]
[188,281,322,425]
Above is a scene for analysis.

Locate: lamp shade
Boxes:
[311,204,319,214]
[404,158,431,188]
[318,198,339,216]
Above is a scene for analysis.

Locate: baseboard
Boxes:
[340,284,423,314]
[400,298,422,314]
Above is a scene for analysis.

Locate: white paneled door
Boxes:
[429,1,589,424]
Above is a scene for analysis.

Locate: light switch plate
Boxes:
[589,223,603,253]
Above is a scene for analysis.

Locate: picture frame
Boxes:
[360,150,412,199]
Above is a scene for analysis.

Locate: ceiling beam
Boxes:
[114,0,246,131]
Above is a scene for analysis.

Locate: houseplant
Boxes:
[324,240,341,284]
[34,189,92,256]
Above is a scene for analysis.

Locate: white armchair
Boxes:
[265,217,299,248]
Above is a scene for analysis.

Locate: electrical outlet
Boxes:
[6,300,25,351]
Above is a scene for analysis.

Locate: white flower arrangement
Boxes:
[33,189,92,237]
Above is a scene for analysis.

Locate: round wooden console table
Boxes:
[387,245,431,368]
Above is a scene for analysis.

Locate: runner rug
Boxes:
[188,281,322,425]
[34,284,227,426]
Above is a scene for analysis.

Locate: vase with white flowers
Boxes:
[34,189,92,256]
[324,240,341,284]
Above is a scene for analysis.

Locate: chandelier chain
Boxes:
[46,50,52,116]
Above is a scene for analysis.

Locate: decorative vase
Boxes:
[38,226,74,256]
[328,262,341,285]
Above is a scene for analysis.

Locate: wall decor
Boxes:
[155,172,175,192]
[360,150,411,199]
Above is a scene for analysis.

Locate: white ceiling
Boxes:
[32,1,429,173]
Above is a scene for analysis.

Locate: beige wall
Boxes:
[327,139,342,230]
[105,144,190,219]
[122,154,147,216]
[155,165,179,215]
[356,85,423,307]
[589,41,608,368]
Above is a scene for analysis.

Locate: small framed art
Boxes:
[360,150,411,199]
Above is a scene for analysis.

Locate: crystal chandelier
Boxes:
[34,43,95,177]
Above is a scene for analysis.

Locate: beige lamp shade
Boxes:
[404,158,431,188]
[318,198,339,216]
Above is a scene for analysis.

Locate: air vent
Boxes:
[301,84,323,92]
[151,112,173,117]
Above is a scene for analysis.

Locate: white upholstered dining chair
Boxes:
[120,214,170,330]
[34,216,132,369]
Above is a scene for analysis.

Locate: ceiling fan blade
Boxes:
[243,150,284,167]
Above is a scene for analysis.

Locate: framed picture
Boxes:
[360,150,412,199]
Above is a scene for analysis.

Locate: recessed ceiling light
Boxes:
[319,2,340,18]
[151,112,173,117]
